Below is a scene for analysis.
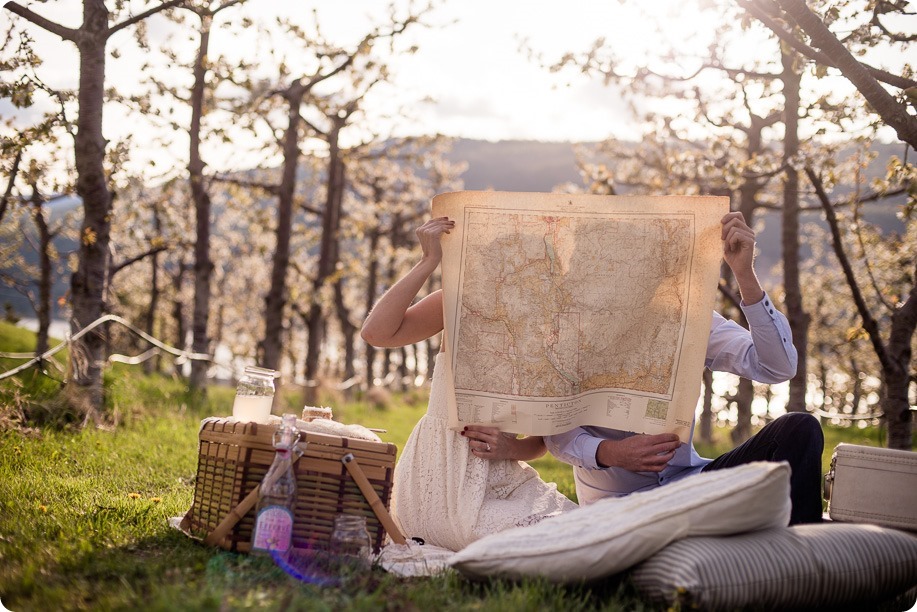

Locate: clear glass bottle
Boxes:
[330,514,373,570]
[250,413,299,558]
[232,366,277,424]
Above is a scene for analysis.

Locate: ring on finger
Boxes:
[485,443,491,452]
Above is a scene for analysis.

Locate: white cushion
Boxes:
[631,523,917,611]
[449,461,790,582]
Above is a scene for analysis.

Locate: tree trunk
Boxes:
[303,126,345,406]
[171,260,188,377]
[364,228,381,388]
[380,246,398,386]
[700,368,714,444]
[189,15,214,391]
[303,303,322,406]
[398,346,408,391]
[781,50,810,413]
[144,203,162,375]
[333,276,357,396]
[731,377,755,444]
[886,303,916,448]
[31,190,52,357]
[65,3,113,424]
[425,274,438,378]
[730,143,762,435]
[884,367,912,449]
[383,347,392,383]
[261,86,305,371]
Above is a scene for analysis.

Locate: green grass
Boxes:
[0,322,911,611]
[0,321,71,426]
[0,384,650,611]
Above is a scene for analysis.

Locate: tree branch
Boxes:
[779,0,917,147]
[211,174,280,195]
[738,0,917,91]
[0,146,22,224]
[213,0,247,15]
[741,162,790,181]
[804,166,892,371]
[108,0,185,38]
[797,185,907,211]
[3,2,77,40]
[111,245,169,278]
[293,196,322,216]
[871,5,917,43]
[718,281,743,310]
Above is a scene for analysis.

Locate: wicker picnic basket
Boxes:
[181,417,399,554]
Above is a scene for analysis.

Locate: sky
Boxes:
[0,2,752,139]
[0,0,909,180]
[294,0,752,143]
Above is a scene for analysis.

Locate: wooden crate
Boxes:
[182,417,397,553]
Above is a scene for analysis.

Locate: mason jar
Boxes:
[231,366,277,424]
[330,514,373,569]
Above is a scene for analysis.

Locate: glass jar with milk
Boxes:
[232,366,277,424]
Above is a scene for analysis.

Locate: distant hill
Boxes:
[0,195,80,321]
[447,139,584,192]
[1,139,908,321]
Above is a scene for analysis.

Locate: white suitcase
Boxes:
[824,443,917,531]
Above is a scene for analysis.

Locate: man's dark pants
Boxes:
[702,412,824,525]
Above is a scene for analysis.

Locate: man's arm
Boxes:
[715,212,797,383]
[544,428,604,469]
[722,211,764,305]
[545,427,680,472]
[707,296,797,383]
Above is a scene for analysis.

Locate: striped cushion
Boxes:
[449,462,790,582]
[631,523,917,611]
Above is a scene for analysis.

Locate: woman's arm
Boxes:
[360,217,453,348]
[462,426,548,461]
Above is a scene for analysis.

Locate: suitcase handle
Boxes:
[823,454,837,502]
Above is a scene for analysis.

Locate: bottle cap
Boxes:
[275,413,300,448]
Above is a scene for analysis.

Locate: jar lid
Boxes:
[334,513,367,526]
[243,366,279,378]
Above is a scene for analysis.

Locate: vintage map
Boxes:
[433,192,728,441]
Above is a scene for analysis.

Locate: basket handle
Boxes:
[203,445,305,547]
[342,453,407,545]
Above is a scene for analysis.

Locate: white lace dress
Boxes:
[392,353,577,552]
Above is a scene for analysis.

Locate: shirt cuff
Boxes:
[581,435,603,470]
[741,291,779,326]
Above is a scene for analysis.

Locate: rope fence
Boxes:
[0,314,211,381]
[3,317,904,414]
[0,314,428,391]
[809,406,886,421]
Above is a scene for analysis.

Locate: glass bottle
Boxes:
[330,514,373,570]
[250,413,299,558]
[232,366,277,424]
